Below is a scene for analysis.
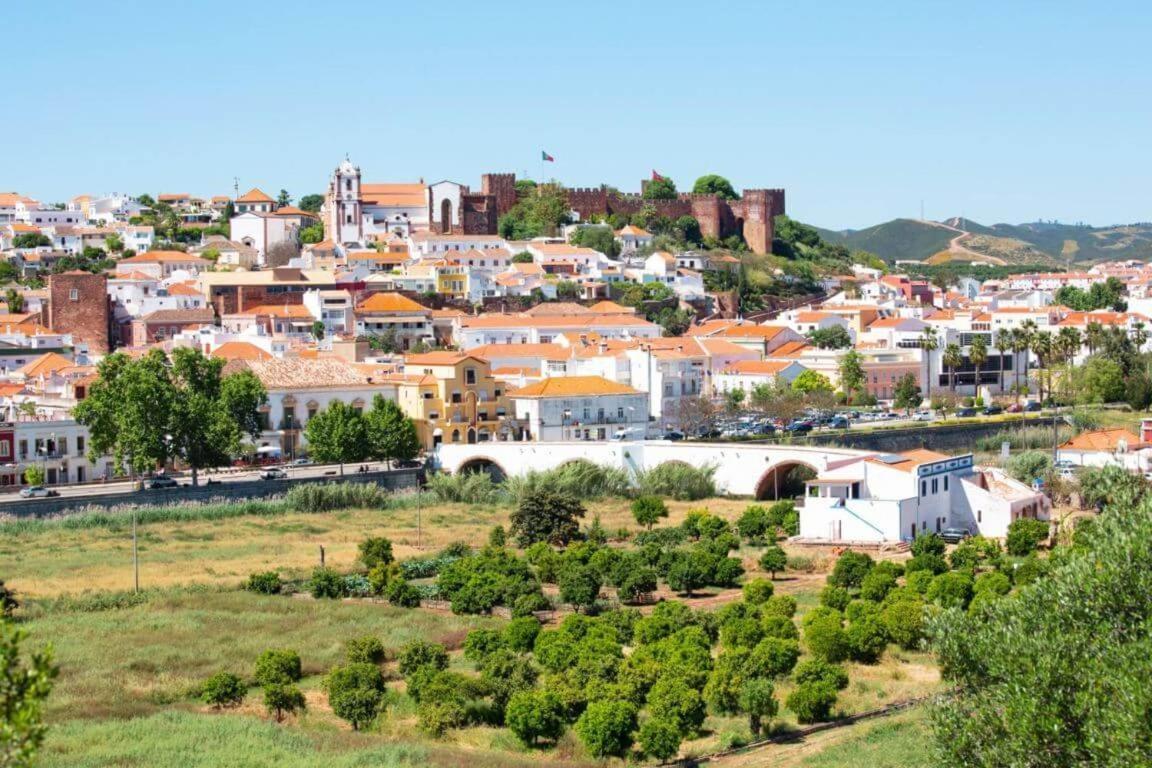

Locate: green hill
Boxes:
[810,217,1152,265]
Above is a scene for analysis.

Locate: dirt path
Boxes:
[919,218,1007,266]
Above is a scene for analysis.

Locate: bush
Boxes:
[760,614,799,640]
[635,463,716,500]
[631,496,669,529]
[828,551,873,589]
[949,536,1002,570]
[759,546,788,579]
[1005,450,1054,485]
[201,672,246,708]
[575,700,638,757]
[786,682,838,723]
[345,635,386,664]
[910,532,946,558]
[859,569,897,602]
[927,571,975,610]
[768,500,799,536]
[845,615,889,663]
[793,659,849,690]
[309,567,345,599]
[510,490,586,547]
[747,637,801,678]
[820,585,852,612]
[1006,518,1049,556]
[358,537,394,569]
[398,641,449,678]
[638,717,682,760]
[246,571,282,595]
[255,649,302,687]
[384,577,422,607]
[881,597,925,650]
[425,471,505,504]
[761,594,798,619]
[974,571,1012,597]
[285,482,386,513]
[906,570,935,594]
[1012,553,1049,585]
[343,574,372,597]
[506,688,565,746]
[503,617,542,652]
[803,611,848,663]
[737,505,772,542]
[905,553,948,576]
[263,683,305,722]
[504,459,631,501]
[647,676,707,735]
[326,662,386,730]
[743,578,775,605]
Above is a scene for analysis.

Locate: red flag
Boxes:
[651,170,665,182]
[541,150,555,162]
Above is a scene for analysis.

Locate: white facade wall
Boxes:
[512,392,649,442]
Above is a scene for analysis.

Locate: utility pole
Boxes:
[132,507,139,593]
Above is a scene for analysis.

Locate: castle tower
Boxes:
[327,158,363,244]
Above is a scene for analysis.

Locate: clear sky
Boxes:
[9,0,1150,230]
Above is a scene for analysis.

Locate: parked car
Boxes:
[784,421,813,434]
[940,527,972,544]
[291,457,312,465]
[983,404,1004,416]
[260,468,287,480]
[955,407,978,418]
[829,416,850,430]
[912,411,933,422]
[19,485,57,499]
[145,476,179,490]
[1006,402,1022,413]
[1024,401,1042,412]
[662,431,685,441]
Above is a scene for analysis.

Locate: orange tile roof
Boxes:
[404,351,478,366]
[796,311,833,323]
[236,188,274,203]
[770,340,811,358]
[615,225,652,237]
[468,343,569,360]
[273,206,316,217]
[1060,428,1147,452]
[459,313,655,329]
[361,183,426,207]
[165,282,201,296]
[119,250,209,264]
[866,449,952,473]
[722,360,795,375]
[587,300,634,314]
[511,375,640,397]
[690,321,791,340]
[16,352,74,378]
[355,292,429,313]
[211,341,273,361]
[242,304,315,319]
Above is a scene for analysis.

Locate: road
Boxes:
[0,461,390,505]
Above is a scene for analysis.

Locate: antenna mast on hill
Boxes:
[233,177,239,198]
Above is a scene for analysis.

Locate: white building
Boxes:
[510,376,648,441]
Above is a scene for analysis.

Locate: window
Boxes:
[977,509,982,523]
[921,480,927,496]
[931,478,938,494]
[69,289,80,301]
[617,407,624,419]
[0,442,8,459]
[465,368,476,385]
[944,476,949,491]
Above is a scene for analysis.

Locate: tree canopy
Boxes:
[692,174,738,200]
[303,400,370,469]
[498,184,572,240]
[643,177,678,200]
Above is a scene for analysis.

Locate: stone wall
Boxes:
[47,272,111,353]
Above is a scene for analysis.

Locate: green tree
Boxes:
[12,233,52,249]
[276,189,292,207]
[943,343,963,393]
[201,671,246,708]
[364,394,420,466]
[506,688,565,746]
[1076,356,1126,404]
[739,677,778,737]
[804,609,849,663]
[510,490,586,547]
[807,325,853,349]
[511,251,534,263]
[254,649,301,687]
[303,400,370,473]
[398,641,449,678]
[326,662,386,730]
[631,496,669,530]
[838,349,867,401]
[666,549,714,596]
[263,683,305,722]
[498,183,572,239]
[647,676,706,736]
[692,174,738,200]
[297,194,324,213]
[5,289,24,314]
[828,550,874,588]
[643,177,677,200]
[1005,518,1049,555]
[300,223,324,244]
[570,225,621,259]
[792,370,833,395]
[345,635,386,664]
[759,546,788,579]
[969,335,988,394]
[358,536,394,570]
[558,562,602,613]
[0,622,57,765]
[22,466,44,487]
[786,681,837,723]
[638,717,682,760]
[575,700,637,758]
[893,373,921,414]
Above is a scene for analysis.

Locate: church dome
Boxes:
[338,158,359,176]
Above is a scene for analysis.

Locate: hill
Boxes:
[812,216,1152,266]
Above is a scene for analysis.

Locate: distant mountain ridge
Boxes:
[811,217,1152,267]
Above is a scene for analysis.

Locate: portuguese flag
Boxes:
[541,150,555,162]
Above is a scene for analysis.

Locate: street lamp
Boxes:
[562,409,571,441]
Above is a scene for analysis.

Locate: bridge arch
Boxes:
[754,460,819,501]
[456,456,507,483]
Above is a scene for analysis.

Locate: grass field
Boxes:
[10,496,941,767]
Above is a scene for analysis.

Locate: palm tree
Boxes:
[994,331,1012,393]
[1132,321,1148,352]
[1017,320,1038,402]
[919,326,939,400]
[943,343,963,394]
[969,335,988,397]
[1058,327,1082,365]
[1031,331,1053,404]
[1085,321,1105,355]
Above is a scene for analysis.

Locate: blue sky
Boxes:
[9,1,1150,229]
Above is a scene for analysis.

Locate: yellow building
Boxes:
[395,352,514,447]
[434,262,469,298]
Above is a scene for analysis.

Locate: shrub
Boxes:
[747,637,801,678]
[343,574,372,597]
[503,617,542,652]
[1005,450,1054,485]
[828,550,874,589]
[948,536,1002,571]
[618,567,659,604]
[737,505,772,542]
[974,571,1012,597]
[759,546,788,579]
[254,649,301,687]
[425,471,505,504]
[743,578,775,605]
[358,537,394,569]
[631,496,669,529]
[505,459,631,501]
[927,571,975,610]
[905,553,948,576]
[859,569,897,602]
[739,677,779,737]
[786,554,817,573]
[510,490,586,547]
[263,683,305,722]
[761,594,798,619]
[786,681,837,724]
[0,581,16,618]
[793,659,849,690]
[326,662,386,730]
[906,569,935,594]
[803,611,848,663]
[398,641,449,678]
[309,567,345,599]
[635,463,716,500]
[647,676,707,735]
[1012,553,1049,585]
[1006,518,1050,556]
[760,614,799,640]
[910,532,946,558]
[285,482,386,513]
[820,585,852,612]
[246,571,282,595]
[384,577,422,607]
[638,717,682,760]
[201,672,246,708]
[345,635,386,665]
[768,500,799,536]
[881,598,925,650]
[575,700,638,758]
[506,688,565,746]
[845,615,889,663]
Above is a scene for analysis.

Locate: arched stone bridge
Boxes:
[433,441,875,500]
